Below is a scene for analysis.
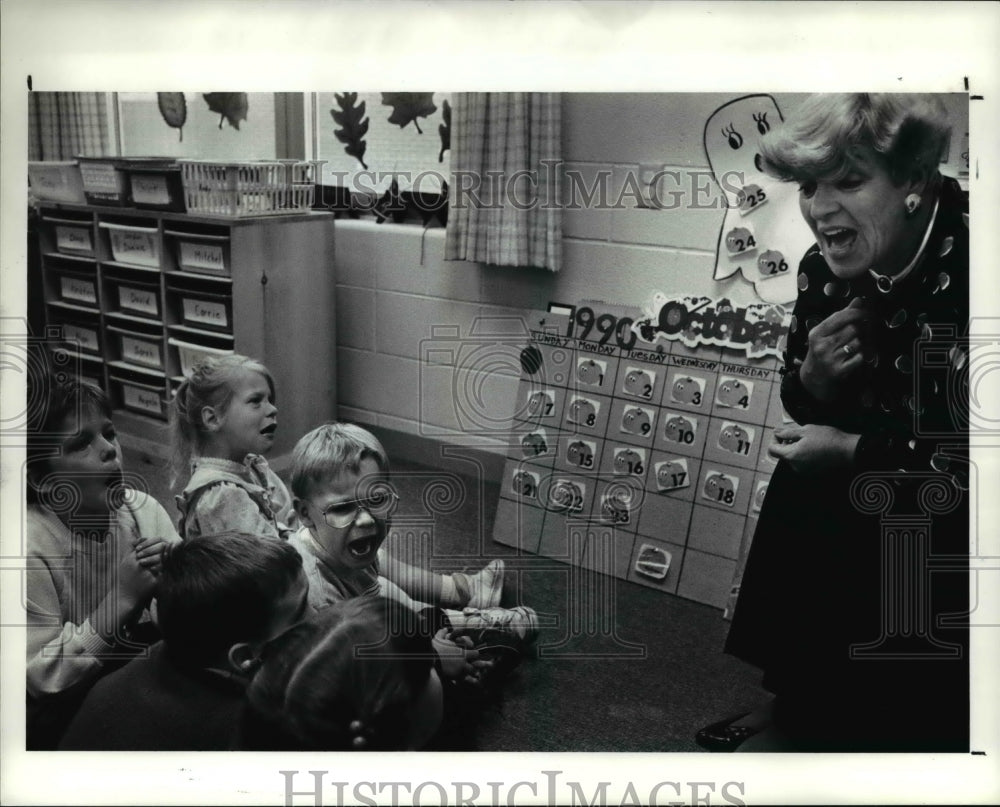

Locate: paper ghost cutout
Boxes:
[704,94,815,304]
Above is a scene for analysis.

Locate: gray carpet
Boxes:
[126,446,769,752]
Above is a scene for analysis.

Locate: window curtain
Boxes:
[445,93,561,273]
[28,92,111,161]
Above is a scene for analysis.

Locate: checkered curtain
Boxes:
[445,93,562,272]
[28,93,111,161]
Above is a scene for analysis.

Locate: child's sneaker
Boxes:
[465,559,505,609]
[448,605,539,647]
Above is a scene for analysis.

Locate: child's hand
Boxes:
[133,537,171,578]
[117,547,158,609]
[432,629,494,685]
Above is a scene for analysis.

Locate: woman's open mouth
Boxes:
[260,423,277,438]
[822,227,857,257]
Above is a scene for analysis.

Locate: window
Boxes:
[117,92,278,160]
[314,92,451,196]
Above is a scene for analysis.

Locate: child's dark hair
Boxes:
[241,596,436,751]
[25,366,112,504]
[290,422,390,500]
[155,532,302,669]
[169,353,274,488]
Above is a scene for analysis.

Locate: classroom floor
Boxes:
[126,445,769,752]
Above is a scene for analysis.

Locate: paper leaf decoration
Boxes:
[438,99,451,163]
[157,92,187,142]
[331,92,370,169]
[381,92,437,134]
[202,92,249,130]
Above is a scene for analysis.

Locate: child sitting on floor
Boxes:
[25,371,179,749]
[171,354,293,540]
[59,532,309,750]
[288,422,539,669]
[172,353,505,611]
[239,595,446,751]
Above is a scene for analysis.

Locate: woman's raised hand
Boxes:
[799,297,873,402]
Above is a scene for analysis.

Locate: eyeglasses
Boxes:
[320,487,399,528]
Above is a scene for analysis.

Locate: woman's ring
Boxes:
[842,344,854,356]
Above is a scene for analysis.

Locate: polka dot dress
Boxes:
[780,178,969,477]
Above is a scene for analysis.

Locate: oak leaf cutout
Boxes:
[202,92,249,130]
[438,99,451,163]
[381,92,436,134]
[331,92,370,169]
[157,92,187,142]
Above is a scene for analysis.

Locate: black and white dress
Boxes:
[725,177,970,751]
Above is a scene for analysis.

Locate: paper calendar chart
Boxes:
[492,300,791,610]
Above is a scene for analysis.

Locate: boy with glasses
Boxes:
[289,423,538,683]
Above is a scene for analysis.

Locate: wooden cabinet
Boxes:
[36,203,337,465]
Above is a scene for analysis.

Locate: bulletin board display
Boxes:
[492,302,791,611]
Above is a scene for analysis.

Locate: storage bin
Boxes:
[54,224,94,255]
[57,320,101,355]
[109,373,167,419]
[109,276,161,320]
[77,157,130,205]
[168,283,233,333]
[100,222,160,268]
[29,161,87,204]
[175,237,229,276]
[168,336,235,375]
[123,159,186,212]
[108,324,164,370]
[58,272,99,308]
[178,160,315,218]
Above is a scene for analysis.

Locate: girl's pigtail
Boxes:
[170,378,195,491]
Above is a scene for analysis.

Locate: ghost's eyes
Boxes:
[722,123,743,150]
[753,111,770,135]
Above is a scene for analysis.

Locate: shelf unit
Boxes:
[35,202,337,466]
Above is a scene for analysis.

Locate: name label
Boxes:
[112,230,156,264]
[56,226,92,253]
[62,324,99,352]
[179,242,226,273]
[119,286,158,316]
[122,385,162,415]
[130,175,171,206]
[61,277,97,304]
[121,336,161,368]
[183,298,228,328]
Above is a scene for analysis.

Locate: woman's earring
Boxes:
[904,193,922,216]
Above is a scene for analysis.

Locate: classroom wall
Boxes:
[332,92,969,462]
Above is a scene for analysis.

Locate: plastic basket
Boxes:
[29,161,87,204]
[178,160,315,218]
[77,157,130,206]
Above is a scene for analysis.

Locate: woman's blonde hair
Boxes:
[759,93,952,184]
[169,353,274,487]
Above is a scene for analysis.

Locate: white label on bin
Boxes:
[183,298,228,328]
[122,336,162,368]
[131,175,171,206]
[119,286,158,316]
[123,385,162,415]
[61,277,97,304]
[62,324,98,352]
[180,242,225,272]
[114,231,156,263]
[56,226,92,253]
[36,171,66,191]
